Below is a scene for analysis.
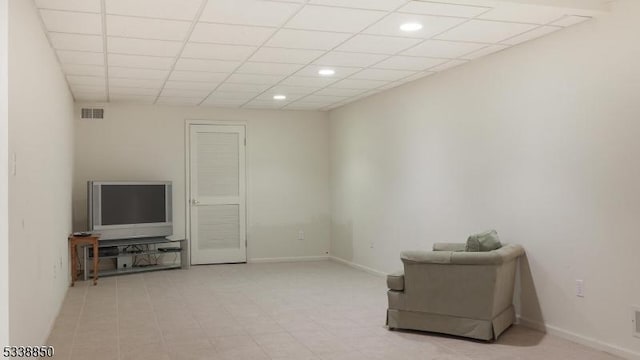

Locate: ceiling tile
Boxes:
[429,59,467,72]
[502,25,561,45]
[249,47,324,64]
[182,43,256,61]
[157,96,205,105]
[309,0,406,11]
[164,81,218,90]
[39,10,102,35]
[265,29,351,51]
[373,56,446,71]
[267,85,319,95]
[328,78,386,89]
[254,92,306,101]
[280,76,338,87]
[350,68,415,81]
[299,94,347,103]
[161,88,211,98]
[243,100,287,109]
[314,51,387,67]
[337,35,421,55]
[398,1,489,18]
[109,95,156,104]
[109,67,170,80]
[105,0,203,21]
[202,97,246,107]
[49,33,103,52]
[57,50,104,65]
[174,58,241,72]
[200,0,299,27]
[108,37,182,57]
[364,13,466,39]
[207,91,260,101]
[460,44,509,60]
[402,40,485,58]
[107,15,191,41]
[294,65,362,79]
[108,54,174,69]
[314,87,366,97]
[551,15,591,27]
[71,85,106,95]
[109,87,160,95]
[62,64,105,77]
[217,83,271,93]
[479,4,564,24]
[436,20,537,43]
[35,0,101,13]
[67,75,105,86]
[284,103,324,110]
[285,5,385,33]
[169,71,229,82]
[226,73,284,85]
[190,23,276,46]
[109,78,164,88]
[235,62,304,76]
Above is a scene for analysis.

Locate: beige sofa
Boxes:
[386,243,524,341]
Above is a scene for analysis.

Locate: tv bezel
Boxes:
[88,181,173,240]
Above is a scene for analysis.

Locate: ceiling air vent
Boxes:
[81,107,105,120]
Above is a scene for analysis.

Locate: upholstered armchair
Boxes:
[386,242,524,341]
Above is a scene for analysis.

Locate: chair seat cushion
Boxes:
[387,270,405,291]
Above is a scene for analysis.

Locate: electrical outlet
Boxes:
[297,230,304,241]
[576,279,585,297]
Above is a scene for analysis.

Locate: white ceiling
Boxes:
[35,0,601,111]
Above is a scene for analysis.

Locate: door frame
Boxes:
[185,119,249,265]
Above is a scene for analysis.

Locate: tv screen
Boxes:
[88,181,173,240]
[101,184,167,225]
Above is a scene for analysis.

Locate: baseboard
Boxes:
[329,256,386,277]
[248,255,329,263]
[517,316,640,360]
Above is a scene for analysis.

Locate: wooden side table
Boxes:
[69,234,100,286]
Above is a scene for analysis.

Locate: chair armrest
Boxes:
[432,242,465,252]
[401,250,452,264]
[387,270,404,291]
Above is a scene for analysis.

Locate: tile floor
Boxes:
[47,261,621,360]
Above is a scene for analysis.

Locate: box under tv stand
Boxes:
[80,236,188,280]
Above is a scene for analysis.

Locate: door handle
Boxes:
[191,199,200,205]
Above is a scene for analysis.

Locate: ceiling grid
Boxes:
[33,0,600,110]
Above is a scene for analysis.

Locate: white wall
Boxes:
[329,0,640,358]
[73,104,330,262]
[7,0,74,345]
[0,0,9,347]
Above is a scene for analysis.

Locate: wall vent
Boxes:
[634,307,640,338]
[81,107,104,120]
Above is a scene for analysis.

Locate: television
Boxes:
[88,181,173,240]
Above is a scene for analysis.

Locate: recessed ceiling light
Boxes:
[400,22,423,32]
[273,95,287,100]
[318,69,335,76]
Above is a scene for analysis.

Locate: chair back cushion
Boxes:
[466,229,502,252]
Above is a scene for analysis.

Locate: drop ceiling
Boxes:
[35,0,605,111]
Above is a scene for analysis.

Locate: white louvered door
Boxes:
[189,124,246,264]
